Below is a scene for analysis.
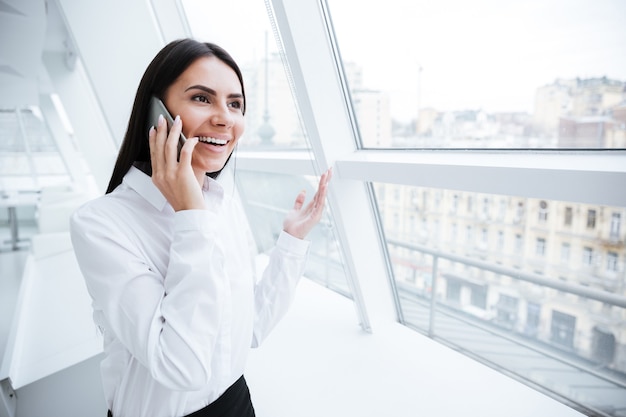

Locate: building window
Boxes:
[561,242,570,263]
[515,201,524,222]
[498,199,506,220]
[536,238,546,256]
[551,310,576,349]
[610,213,621,239]
[452,194,459,213]
[467,195,473,213]
[538,200,548,222]
[564,206,573,226]
[466,225,473,242]
[482,197,490,219]
[446,279,461,303]
[497,230,504,249]
[496,294,518,329]
[583,247,593,266]
[607,252,618,272]
[515,234,523,252]
[525,302,541,338]
[470,285,487,309]
[587,209,597,229]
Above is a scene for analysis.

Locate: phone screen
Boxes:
[149,96,187,157]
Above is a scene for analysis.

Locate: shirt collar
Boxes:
[123,166,168,211]
[122,165,232,211]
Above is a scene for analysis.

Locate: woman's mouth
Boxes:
[198,136,229,146]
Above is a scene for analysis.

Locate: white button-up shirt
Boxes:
[70,166,309,417]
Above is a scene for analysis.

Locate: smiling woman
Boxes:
[158,56,246,186]
[68,38,331,417]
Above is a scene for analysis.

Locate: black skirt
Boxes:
[107,375,255,417]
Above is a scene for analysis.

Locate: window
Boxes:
[610,213,621,239]
[514,234,523,252]
[564,206,573,226]
[561,243,570,263]
[481,197,490,219]
[498,199,506,221]
[538,200,548,222]
[525,303,541,337]
[451,194,459,213]
[496,294,518,328]
[583,247,594,266]
[587,209,597,229]
[607,252,618,272]
[515,202,524,223]
[536,238,546,257]
[470,285,487,309]
[551,311,576,349]
[183,0,310,150]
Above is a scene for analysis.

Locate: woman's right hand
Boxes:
[149,114,205,211]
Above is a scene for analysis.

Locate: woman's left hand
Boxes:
[283,168,333,240]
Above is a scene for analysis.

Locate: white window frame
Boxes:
[243,0,626,332]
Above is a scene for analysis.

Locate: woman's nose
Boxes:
[210,104,233,127]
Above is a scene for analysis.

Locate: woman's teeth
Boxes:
[198,136,228,146]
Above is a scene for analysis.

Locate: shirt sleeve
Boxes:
[70,204,227,391]
[251,230,310,348]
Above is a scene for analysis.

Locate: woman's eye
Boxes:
[192,95,209,103]
[228,101,242,110]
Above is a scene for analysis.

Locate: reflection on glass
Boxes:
[237,170,350,297]
[182,0,310,149]
[327,0,626,149]
[373,182,626,414]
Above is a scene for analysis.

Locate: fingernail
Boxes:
[149,126,155,134]
[158,114,164,125]
[174,115,181,125]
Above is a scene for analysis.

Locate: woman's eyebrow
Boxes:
[185,84,243,99]
[185,85,216,95]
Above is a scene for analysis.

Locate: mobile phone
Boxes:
[149,96,187,157]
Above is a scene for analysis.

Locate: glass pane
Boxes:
[328,0,626,149]
[237,170,351,297]
[182,0,310,150]
[373,182,626,415]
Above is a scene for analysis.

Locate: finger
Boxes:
[148,120,163,171]
[311,169,331,209]
[164,115,183,165]
[154,113,168,151]
[293,189,306,210]
[178,136,199,166]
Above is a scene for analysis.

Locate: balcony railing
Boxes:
[388,237,626,417]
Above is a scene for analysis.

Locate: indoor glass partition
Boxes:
[373,182,626,416]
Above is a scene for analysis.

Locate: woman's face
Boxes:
[163,56,245,179]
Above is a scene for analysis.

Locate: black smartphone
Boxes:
[149,96,187,157]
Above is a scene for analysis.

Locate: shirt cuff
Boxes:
[276,230,310,257]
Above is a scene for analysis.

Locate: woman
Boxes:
[70,39,331,417]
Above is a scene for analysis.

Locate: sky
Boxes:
[183,0,626,122]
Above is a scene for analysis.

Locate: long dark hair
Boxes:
[105,39,246,194]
